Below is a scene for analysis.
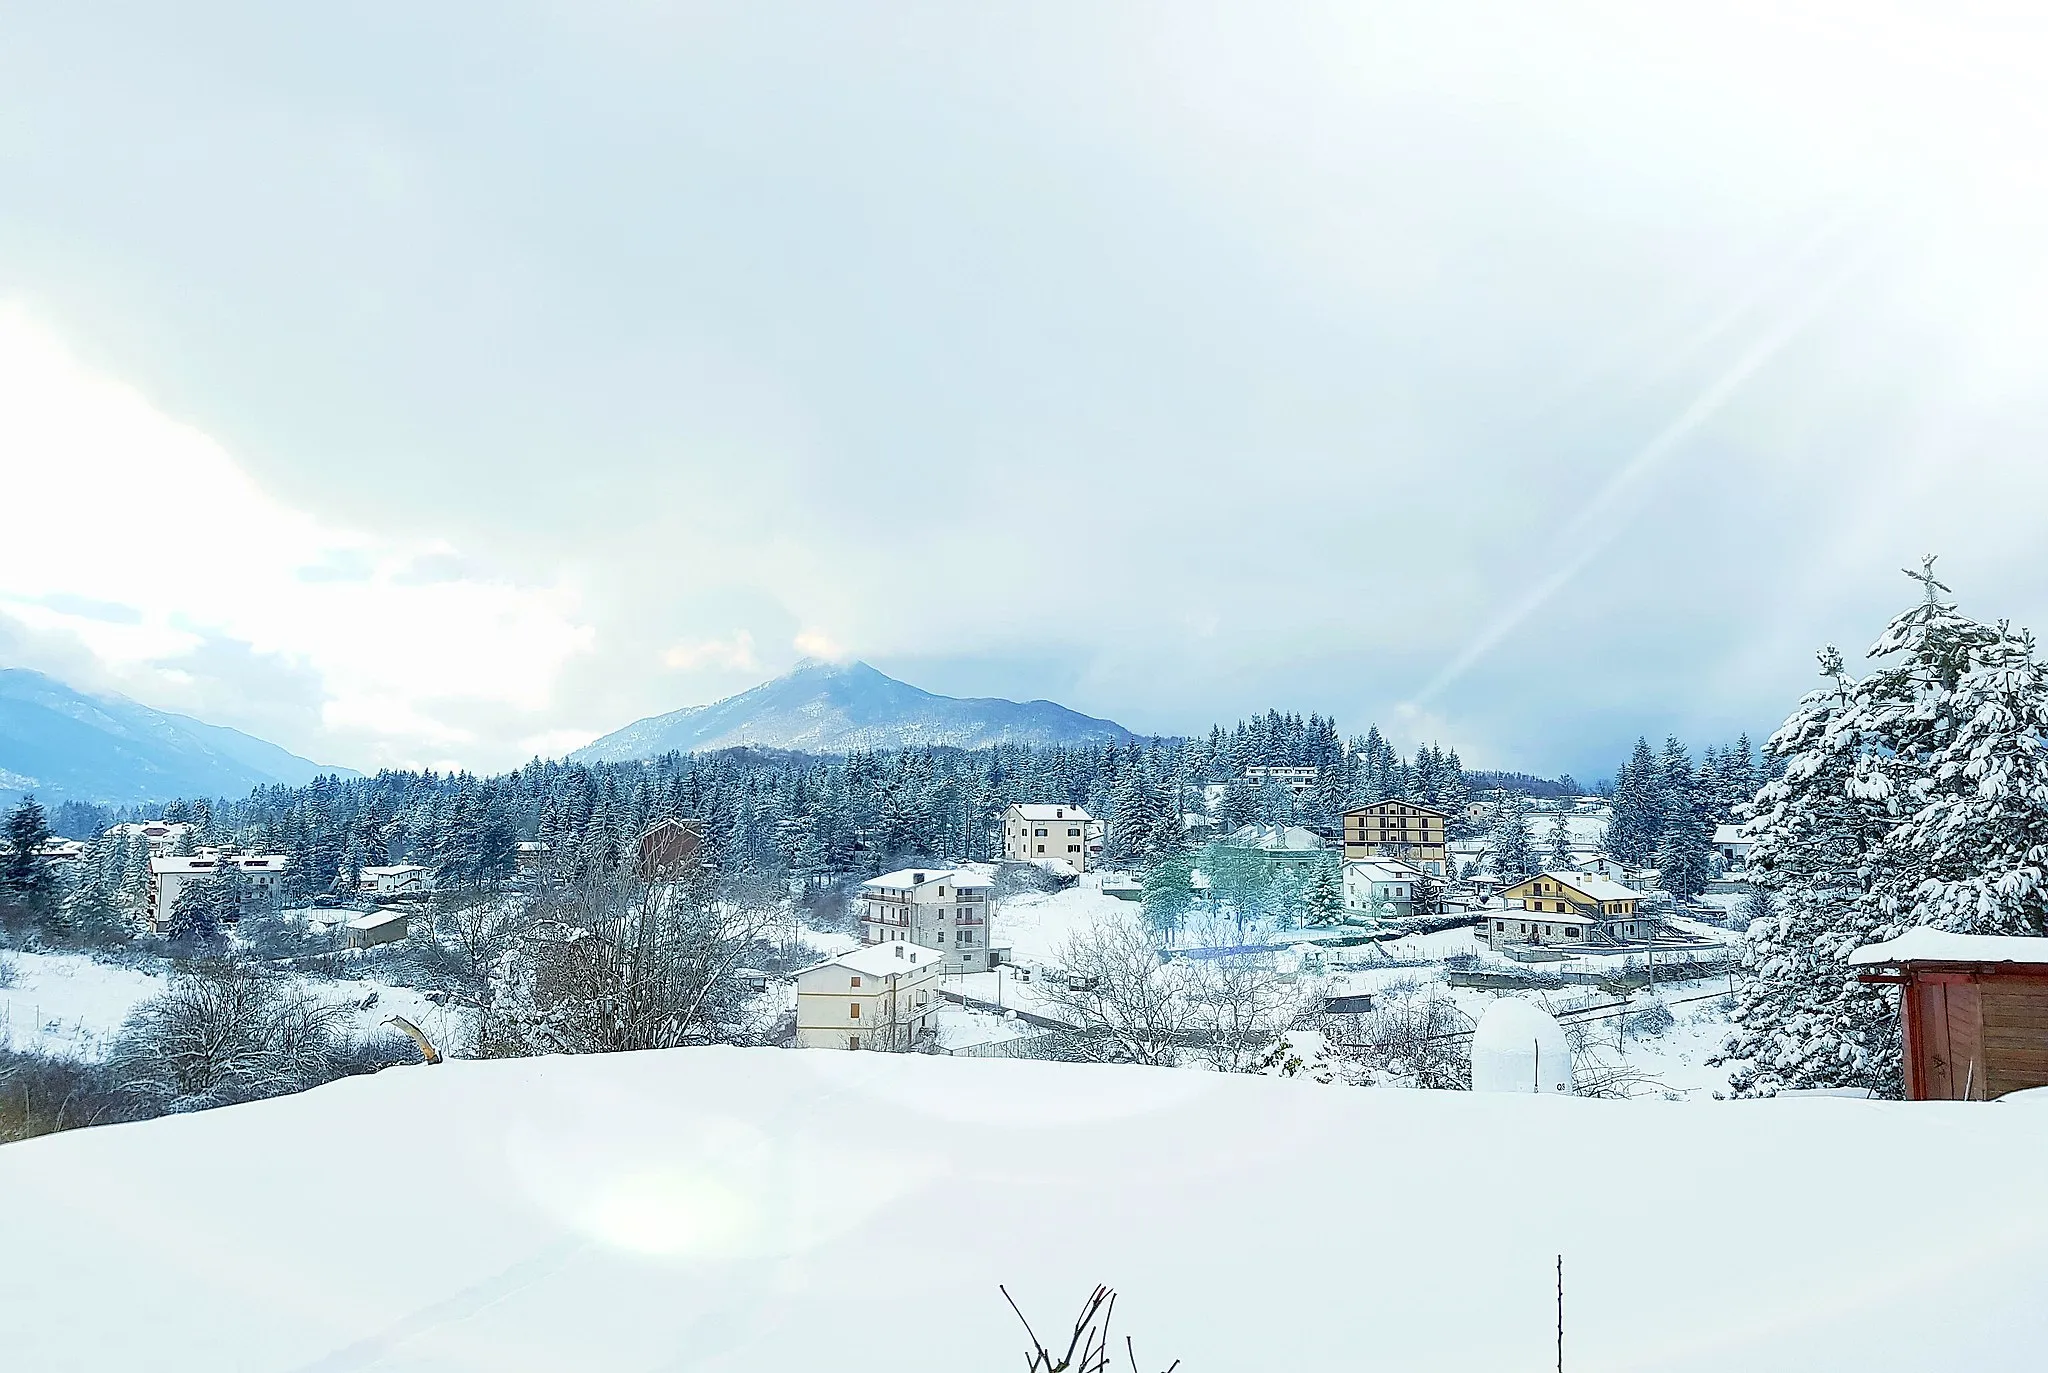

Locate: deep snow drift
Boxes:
[3,1049,2045,1371]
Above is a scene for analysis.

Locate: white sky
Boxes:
[5,2,2048,777]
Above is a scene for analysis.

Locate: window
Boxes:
[850,976,861,988]
[1067,844,1080,853]
[848,1036,861,1051]
[1496,920,1504,931]
[937,931,947,942]
[960,930,974,944]
[1068,827,1080,836]
[849,1003,861,1018]
[1036,844,1045,853]
[1034,827,1047,837]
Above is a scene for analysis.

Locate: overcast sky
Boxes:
[5,2,2048,781]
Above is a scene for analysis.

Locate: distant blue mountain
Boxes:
[0,668,357,808]
[572,659,1136,761]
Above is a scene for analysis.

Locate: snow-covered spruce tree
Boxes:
[1304,856,1343,925]
[1654,744,1714,901]
[1719,645,1897,1095]
[1545,811,1575,871]
[1488,792,1535,881]
[1722,560,2048,1094]
[0,794,59,929]
[1605,739,1661,865]
[1855,569,2048,938]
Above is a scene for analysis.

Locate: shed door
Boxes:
[1910,980,1953,1099]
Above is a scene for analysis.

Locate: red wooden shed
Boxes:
[1851,928,2048,1101]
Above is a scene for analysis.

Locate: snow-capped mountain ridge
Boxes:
[0,668,356,807]
[571,659,1137,760]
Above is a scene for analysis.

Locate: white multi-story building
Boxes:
[858,867,999,973]
[1002,803,1098,872]
[358,863,433,897]
[147,853,288,932]
[1244,765,1319,796]
[794,941,941,1050]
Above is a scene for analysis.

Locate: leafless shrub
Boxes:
[1004,1284,1179,1373]
[1322,976,1474,1089]
[1186,950,1302,1073]
[108,960,356,1112]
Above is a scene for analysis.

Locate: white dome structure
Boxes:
[1470,998,1574,1095]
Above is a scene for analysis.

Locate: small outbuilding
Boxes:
[1851,928,2048,1101]
[343,909,411,950]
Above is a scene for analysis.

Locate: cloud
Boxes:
[663,632,760,674]
[0,306,596,771]
[791,629,845,662]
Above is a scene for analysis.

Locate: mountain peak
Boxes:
[571,661,1134,761]
[0,667,358,807]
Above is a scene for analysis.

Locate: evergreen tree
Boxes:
[1,794,59,925]
[1304,857,1343,926]
[1545,811,1575,871]
[1605,739,1661,865]
[1489,793,1535,881]
[1655,742,1714,901]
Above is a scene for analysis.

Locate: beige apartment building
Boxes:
[794,941,941,1050]
[859,866,999,973]
[1002,803,1097,872]
[1341,800,1450,875]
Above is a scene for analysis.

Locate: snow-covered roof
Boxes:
[1849,928,2048,967]
[861,867,991,892]
[149,854,290,874]
[1345,858,1421,882]
[345,910,410,931]
[360,864,429,877]
[811,942,941,978]
[1009,804,1095,822]
[1712,823,1753,846]
[1532,871,1643,903]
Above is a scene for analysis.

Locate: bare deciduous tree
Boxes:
[481,865,777,1057]
[1038,911,1199,1067]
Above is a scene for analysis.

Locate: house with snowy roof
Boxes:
[858,866,1001,973]
[794,941,941,1051]
[1343,857,1425,919]
[1712,823,1755,869]
[1485,871,1651,951]
[1002,803,1098,871]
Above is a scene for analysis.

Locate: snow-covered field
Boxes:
[3,1048,2046,1371]
[0,950,457,1060]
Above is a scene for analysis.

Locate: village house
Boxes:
[1851,929,2048,1101]
[1002,803,1097,871]
[1712,823,1754,869]
[794,941,941,1050]
[1342,857,1425,919]
[514,840,550,873]
[105,820,193,857]
[858,867,1000,973]
[1342,800,1450,875]
[35,838,86,866]
[147,853,289,932]
[1484,871,1651,951]
[636,817,705,881]
[1244,765,1319,796]
[357,864,432,898]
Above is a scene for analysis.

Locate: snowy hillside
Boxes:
[0,668,355,807]
[5,1048,2046,1372]
[571,659,1136,761]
